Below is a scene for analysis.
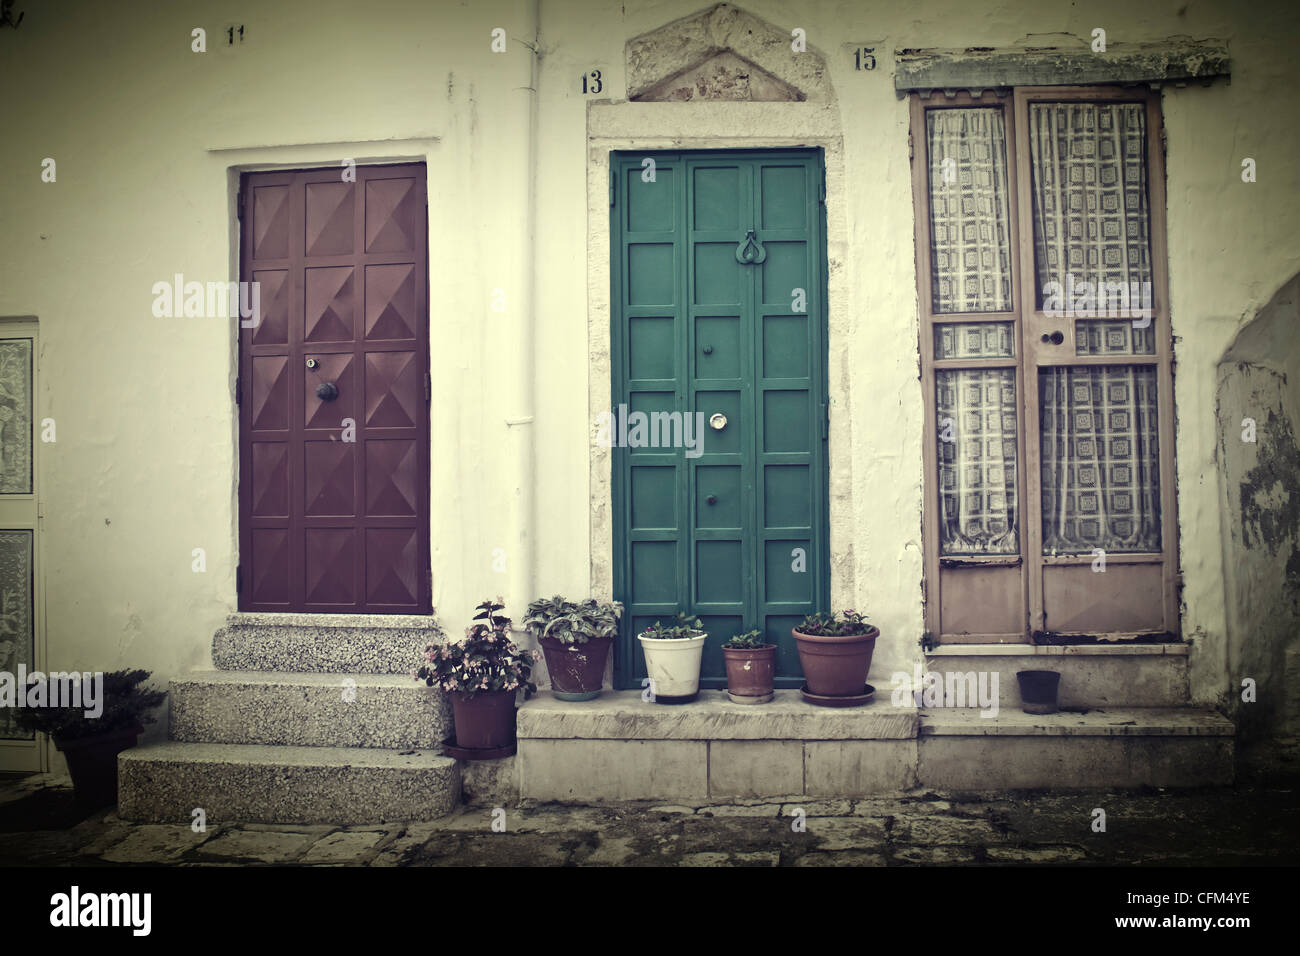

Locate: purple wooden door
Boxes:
[238,164,430,613]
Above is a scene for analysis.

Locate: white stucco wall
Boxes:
[1,0,1297,738]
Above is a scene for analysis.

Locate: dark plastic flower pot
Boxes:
[723,644,777,703]
[55,724,143,811]
[450,690,518,749]
[792,626,879,697]
[1016,670,1061,715]
[539,636,611,701]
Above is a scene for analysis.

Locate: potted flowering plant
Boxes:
[792,609,879,701]
[638,612,707,704]
[12,669,166,810]
[415,598,537,755]
[523,596,623,701]
[721,629,776,704]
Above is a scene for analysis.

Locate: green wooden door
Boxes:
[611,149,830,689]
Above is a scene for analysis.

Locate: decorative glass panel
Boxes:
[1075,320,1155,355]
[0,338,33,495]
[0,530,34,740]
[1040,365,1161,554]
[935,322,1015,360]
[1029,103,1152,313]
[936,369,1019,554]
[927,109,1013,313]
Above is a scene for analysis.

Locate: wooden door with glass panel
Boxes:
[913,87,1177,643]
[0,320,42,771]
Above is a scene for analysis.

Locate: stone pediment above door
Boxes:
[626,3,831,103]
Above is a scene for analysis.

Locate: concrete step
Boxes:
[517,689,919,802]
[918,706,1234,788]
[118,741,460,824]
[213,612,443,674]
[169,671,451,749]
[923,644,1190,709]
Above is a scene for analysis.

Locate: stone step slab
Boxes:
[169,670,451,749]
[213,612,444,674]
[917,706,1234,788]
[118,742,460,825]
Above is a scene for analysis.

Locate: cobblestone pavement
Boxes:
[2,769,1297,866]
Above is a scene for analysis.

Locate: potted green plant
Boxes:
[523,596,623,701]
[792,609,879,702]
[416,598,537,757]
[721,629,776,704]
[638,613,707,704]
[12,669,167,810]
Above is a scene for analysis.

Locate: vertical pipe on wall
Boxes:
[506,0,540,613]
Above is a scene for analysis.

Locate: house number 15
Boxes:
[854,48,876,71]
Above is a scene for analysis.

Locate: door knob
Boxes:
[706,495,717,505]
[316,382,339,401]
[709,413,727,430]
[702,345,713,355]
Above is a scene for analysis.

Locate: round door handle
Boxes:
[709,413,727,430]
[702,345,713,355]
[316,382,339,401]
[706,495,717,505]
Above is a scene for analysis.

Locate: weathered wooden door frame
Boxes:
[235,162,432,614]
[911,88,1179,644]
[0,316,47,773]
[610,147,831,690]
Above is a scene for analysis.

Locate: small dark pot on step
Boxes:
[539,636,611,701]
[451,690,518,749]
[1016,670,1061,715]
[55,724,144,811]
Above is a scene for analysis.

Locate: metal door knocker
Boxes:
[735,229,766,264]
[316,382,339,401]
[709,413,727,430]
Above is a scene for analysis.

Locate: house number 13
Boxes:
[580,70,603,94]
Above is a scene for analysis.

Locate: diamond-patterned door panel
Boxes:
[304,266,355,342]
[304,353,356,429]
[365,351,420,427]
[365,178,419,253]
[365,263,418,339]
[240,165,429,612]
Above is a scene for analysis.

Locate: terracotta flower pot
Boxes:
[792,625,879,697]
[539,636,611,701]
[450,690,518,749]
[56,724,143,811]
[722,644,777,703]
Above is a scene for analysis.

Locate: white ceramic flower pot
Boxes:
[638,633,707,702]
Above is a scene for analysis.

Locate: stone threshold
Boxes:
[920,707,1234,737]
[227,612,441,628]
[927,643,1189,657]
[518,689,917,740]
